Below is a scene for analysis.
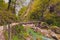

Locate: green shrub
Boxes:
[0,10,19,25]
[45,19,54,25]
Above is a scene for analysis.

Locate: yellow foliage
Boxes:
[44,13,55,19]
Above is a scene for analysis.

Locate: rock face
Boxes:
[0,23,59,40]
[52,28,60,34]
[23,24,60,40]
[30,26,60,40]
[0,26,5,40]
[0,31,5,40]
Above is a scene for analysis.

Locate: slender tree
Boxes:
[8,0,11,10]
[20,0,34,20]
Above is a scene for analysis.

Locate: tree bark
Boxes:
[8,0,11,10]
[8,24,11,40]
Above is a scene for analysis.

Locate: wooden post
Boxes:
[8,24,11,40]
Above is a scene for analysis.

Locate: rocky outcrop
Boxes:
[30,26,60,40]
[51,27,60,34]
